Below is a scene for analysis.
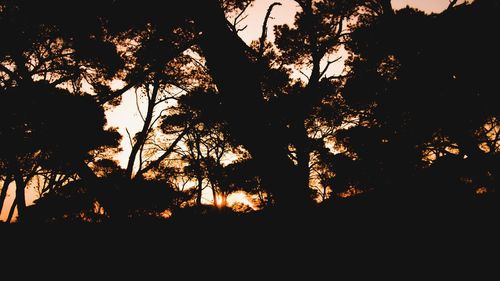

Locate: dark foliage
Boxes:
[0,0,498,224]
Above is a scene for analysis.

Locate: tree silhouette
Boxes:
[160,89,236,207]
[0,0,498,223]
[338,0,499,203]
[0,82,120,220]
[272,0,360,202]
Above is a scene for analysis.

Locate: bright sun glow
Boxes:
[215,195,224,208]
[227,192,256,210]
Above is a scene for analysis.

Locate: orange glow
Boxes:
[214,195,224,208]
[93,201,105,215]
[0,0,471,223]
[476,187,488,195]
[338,186,364,198]
[161,209,173,219]
[227,192,256,210]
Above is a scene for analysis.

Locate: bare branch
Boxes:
[319,56,343,78]
[97,81,136,105]
[236,25,248,33]
[448,0,459,10]
[138,142,144,173]
[167,81,192,93]
[189,56,209,72]
[259,2,282,57]
[150,108,168,130]
[135,89,146,122]
[299,69,311,81]
[235,15,249,27]
[325,73,352,81]
[126,128,135,148]
[335,16,345,39]
[229,1,252,34]
[155,96,178,106]
[137,125,190,176]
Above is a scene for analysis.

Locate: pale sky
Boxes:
[238,0,462,43]
[1,0,463,221]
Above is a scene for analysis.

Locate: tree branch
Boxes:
[149,108,168,130]
[126,80,160,178]
[259,2,282,57]
[29,51,76,75]
[229,1,252,34]
[447,0,459,11]
[325,73,352,80]
[319,56,343,79]
[135,88,146,122]
[96,81,136,105]
[126,128,134,148]
[49,74,79,87]
[298,69,311,81]
[155,96,178,106]
[137,125,190,176]
[96,37,200,105]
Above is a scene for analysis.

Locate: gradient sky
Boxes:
[238,0,462,43]
[1,0,464,221]
[108,0,461,168]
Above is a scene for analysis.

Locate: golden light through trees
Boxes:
[0,0,495,223]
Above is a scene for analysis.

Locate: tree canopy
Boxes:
[0,0,498,224]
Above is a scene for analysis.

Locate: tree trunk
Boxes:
[295,122,311,194]
[291,0,323,201]
[196,175,203,206]
[7,199,17,223]
[126,81,160,179]
[380,0,395,16]
[195,0,310,209]
[221,192,227,208]
[0,175,12,215]
[14,171,26,221]
[211,183,218,207]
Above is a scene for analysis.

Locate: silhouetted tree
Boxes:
[1,0,497,223]
[0,83,120,220]
[161,89,236,207]
[120,24,210,179]
[337,0,499,202]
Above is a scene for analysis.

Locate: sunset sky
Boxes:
[1,0,463,221]
[106,0,461,169]
[238,0,463,44]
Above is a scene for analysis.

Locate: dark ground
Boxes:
[1,191,498,278]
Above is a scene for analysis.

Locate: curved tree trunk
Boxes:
[126,81,160,179]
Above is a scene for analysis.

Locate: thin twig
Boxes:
[319,56,343,78]
[135,88,146,122]
[299,69,311,81]
[126,128,134,148]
